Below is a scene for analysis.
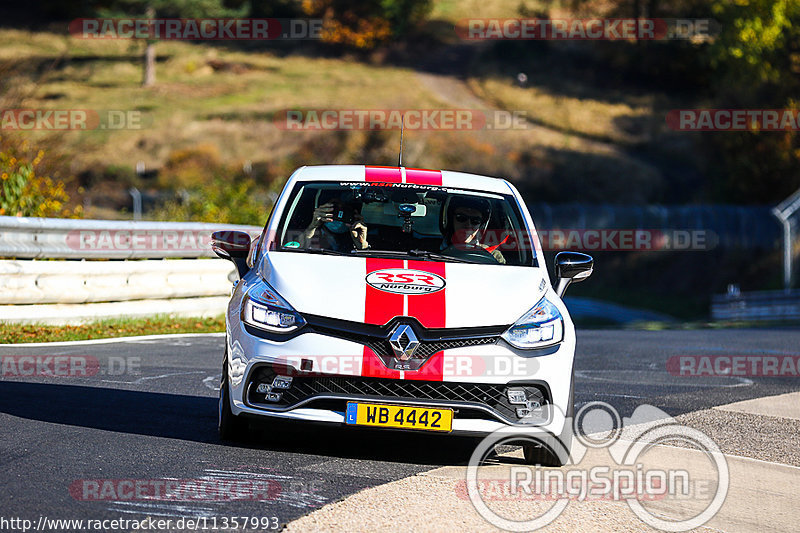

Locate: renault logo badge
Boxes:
[388,324,420,361]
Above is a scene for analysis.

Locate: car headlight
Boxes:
[501,296,564,349]
[242,282,305,334]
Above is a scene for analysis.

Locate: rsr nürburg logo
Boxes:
[365,269,445,295]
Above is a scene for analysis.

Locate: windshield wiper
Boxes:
[408,249,472,263]
[289,248,351,257]
[350,249,471,263]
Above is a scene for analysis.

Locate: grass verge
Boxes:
[0,315,225,344]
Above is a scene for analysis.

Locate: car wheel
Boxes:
[522,378,574,467]
[218,359,248,441]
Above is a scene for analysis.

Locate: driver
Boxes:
[299,197,369,252]
[442,196,505,264]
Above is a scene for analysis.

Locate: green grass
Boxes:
[0,22,677,207]
[0,29,443,182]
[0,315,225,344]
[430,0,549,23]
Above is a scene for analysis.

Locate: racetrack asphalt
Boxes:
[1,329,798,529]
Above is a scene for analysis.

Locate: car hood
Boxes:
[259,252,549,328]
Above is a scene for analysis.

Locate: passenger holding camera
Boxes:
[300,201,369,251]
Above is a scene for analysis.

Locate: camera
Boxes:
[331,203,357,224]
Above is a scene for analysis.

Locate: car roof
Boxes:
[290,165,515,195]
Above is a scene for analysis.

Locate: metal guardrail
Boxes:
[711,289,800,321]
[0,216,262,259]
[0,259,237,304]
[529,203,782,249]
[0,216,263,323]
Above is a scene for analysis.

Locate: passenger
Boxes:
[299,198,369,252]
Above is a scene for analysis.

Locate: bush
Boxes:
[301,0,432,49]
[150,144,279,225]
[0,139,82,218]
[157,143,223,190]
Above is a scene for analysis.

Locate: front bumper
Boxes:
[226,316,575,437]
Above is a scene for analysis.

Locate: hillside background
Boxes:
[1,0,798,320]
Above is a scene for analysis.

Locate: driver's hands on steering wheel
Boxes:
[441,243,502,264]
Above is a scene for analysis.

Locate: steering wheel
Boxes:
[441,244,499,264]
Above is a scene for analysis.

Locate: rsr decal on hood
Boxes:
[365,268,445,295]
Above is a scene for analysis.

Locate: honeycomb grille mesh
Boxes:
[247,366,548,421]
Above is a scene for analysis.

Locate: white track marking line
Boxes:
[0,332,225,348]
[591,392,647,399]
[575,369,753,388]
[100,371,207,385]
[203,375,220,391]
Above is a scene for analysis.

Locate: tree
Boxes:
[96,1,248,87]
[704,0,800,202]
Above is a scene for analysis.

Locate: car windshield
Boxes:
[274,181,535,266]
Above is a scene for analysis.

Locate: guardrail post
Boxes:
[773,187,800,290]
[129,187,142,221]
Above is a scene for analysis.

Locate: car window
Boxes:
[275,181,535,266]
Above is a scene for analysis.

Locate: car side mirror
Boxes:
[211,230,252,279]
[554,252,593,297]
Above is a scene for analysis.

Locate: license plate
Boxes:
[345,402,453,432]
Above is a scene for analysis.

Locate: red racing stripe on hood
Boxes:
[364,258,404,325]
[365,166,402,183]
[404,168,442,185]
[360,167,445,380]
[405,260,446,381]
[406,260,446,328]
[362,257,404,378]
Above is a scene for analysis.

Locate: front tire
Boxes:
[218,360,248,441]
[523,378,574,467]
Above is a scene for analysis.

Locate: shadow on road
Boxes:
[0,381,480,466]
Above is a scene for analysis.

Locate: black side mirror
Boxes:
[211,230,252,279]
[554,252,593,296]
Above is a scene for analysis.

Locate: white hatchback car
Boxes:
[213,165,592,465]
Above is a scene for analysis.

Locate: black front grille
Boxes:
[246,365,549,423]
[367,336,498,358]
[304,315,503,361]
[287,376,506,404]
